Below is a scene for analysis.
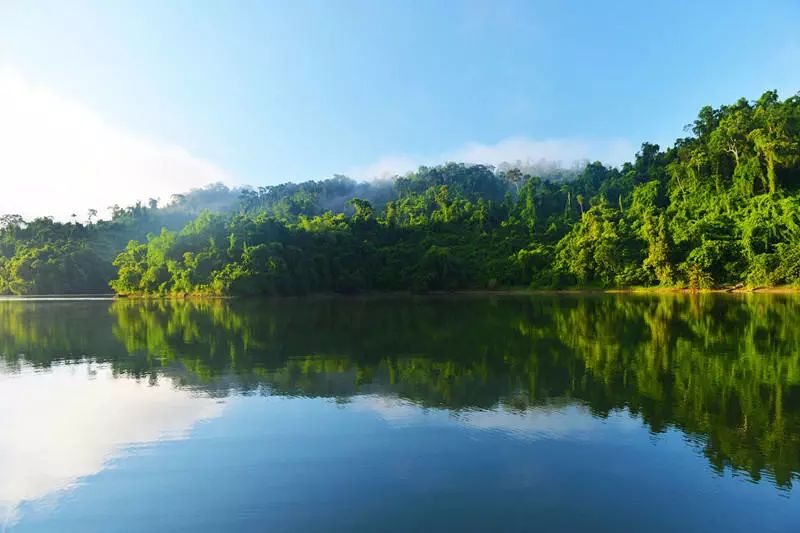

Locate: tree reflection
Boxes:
[1,294,798,487]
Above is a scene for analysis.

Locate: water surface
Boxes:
[1,294,799,531]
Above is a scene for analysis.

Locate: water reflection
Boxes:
[0,362,222,528]
[350,395,641,441]
[1,294,799,491]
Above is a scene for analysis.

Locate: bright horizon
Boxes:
[1,0,799,220]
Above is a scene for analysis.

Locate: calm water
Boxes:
[1,294,799,532]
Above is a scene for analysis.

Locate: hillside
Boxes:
[2,90,799,295]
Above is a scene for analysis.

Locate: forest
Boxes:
[1,90,799,295]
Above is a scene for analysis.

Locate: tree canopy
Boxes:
[2,90,800,295]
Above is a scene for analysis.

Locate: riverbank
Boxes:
[452,285,800,297]
[6,285,800,300]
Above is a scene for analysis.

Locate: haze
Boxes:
[0,0,798,220]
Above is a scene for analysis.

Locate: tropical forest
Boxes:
[2,90,799,296]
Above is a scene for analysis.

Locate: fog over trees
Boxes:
[1,91,799,295]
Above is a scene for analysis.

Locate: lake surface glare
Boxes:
[1,294,799,531]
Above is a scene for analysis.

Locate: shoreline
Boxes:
[82,285,800,299]
[458,286,800,296]
[4,286,800,301]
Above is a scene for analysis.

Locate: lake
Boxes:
[1,294,799,531]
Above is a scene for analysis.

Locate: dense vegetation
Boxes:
[1,90,799,295]
[0,187,240,294]
[2,294,798,487]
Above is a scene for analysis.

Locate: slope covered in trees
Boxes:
[0,186,241,294]
[2,90,799,295]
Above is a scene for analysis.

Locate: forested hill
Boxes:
[2,90,799,296]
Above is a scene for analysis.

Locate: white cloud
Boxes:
[0,69,232,221]
[0,362,223,528]
[349,154,421,182]
[349,136,636,180]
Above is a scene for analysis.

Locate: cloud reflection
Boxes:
[349,395,641,440]
[0,362,223,528]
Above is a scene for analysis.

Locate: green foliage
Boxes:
[3,91,800,295]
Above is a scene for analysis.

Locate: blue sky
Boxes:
[0,0,799,218]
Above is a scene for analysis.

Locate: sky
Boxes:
[0,0,799,220]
